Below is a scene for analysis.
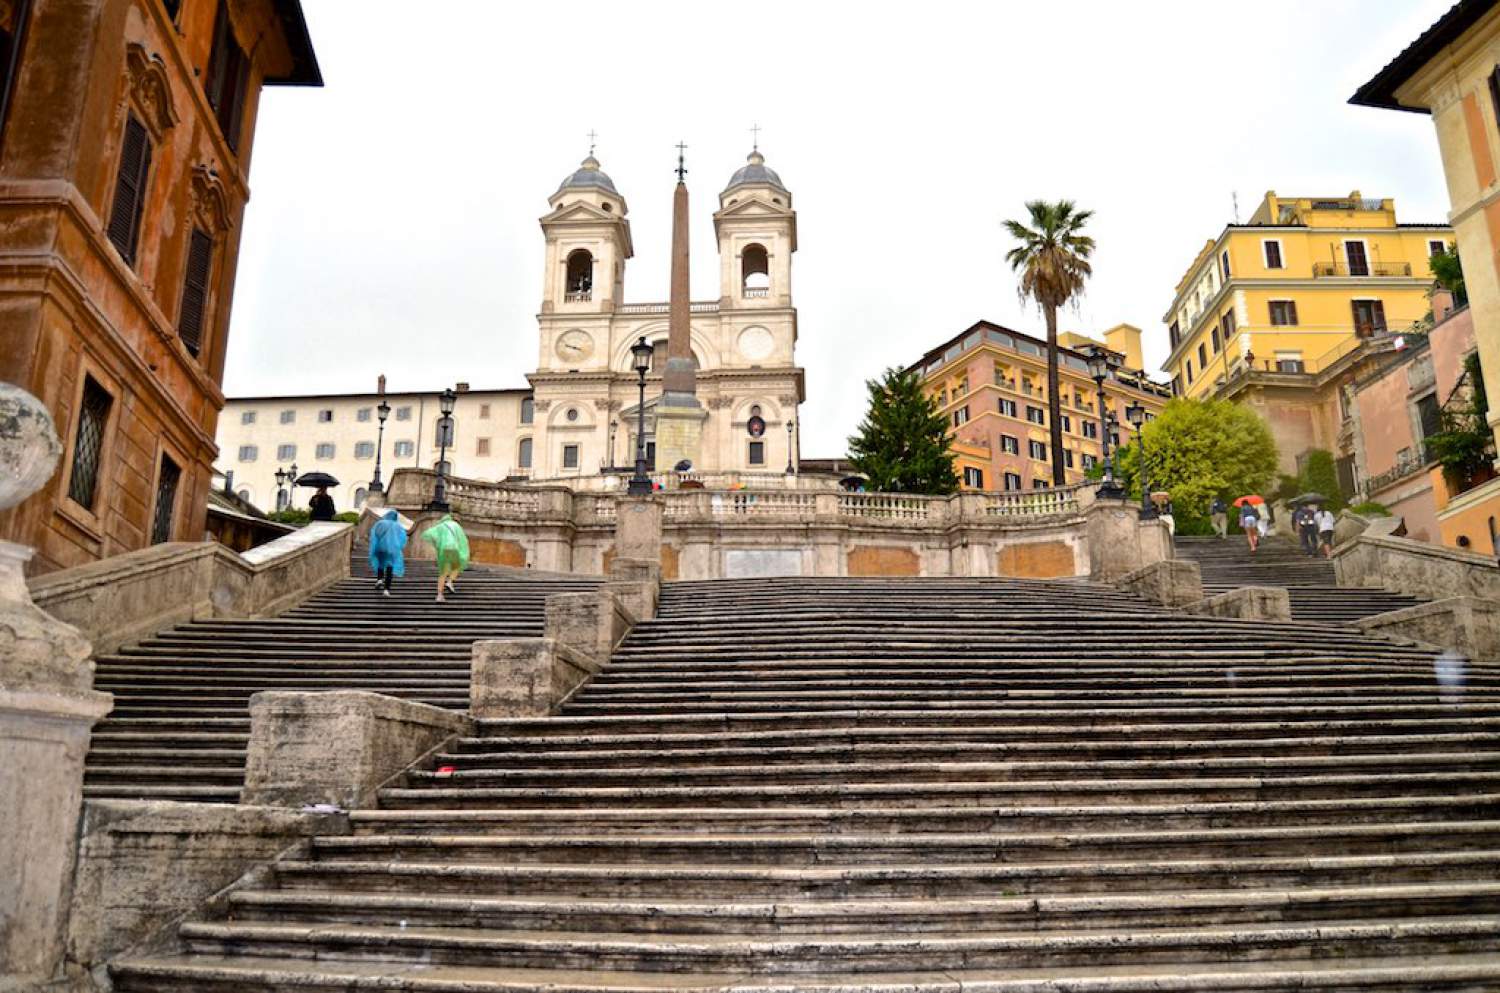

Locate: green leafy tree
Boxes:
[1111,398,1279,535]
[847,367,959,494]
[1429,243,1466,306]
[1005,200,1095,486]
[1297,449,1347,512]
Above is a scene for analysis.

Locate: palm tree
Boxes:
[1005,200,1096,486]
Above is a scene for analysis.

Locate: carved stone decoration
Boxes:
[532,400,553,412]
[0,381,62,513]
[593,398,614,410]
[778,395,799,407]
[189,164,233,235]
[125,44,178,139]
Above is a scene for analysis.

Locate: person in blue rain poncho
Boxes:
[368,510,407,597]
[422,513,470,603]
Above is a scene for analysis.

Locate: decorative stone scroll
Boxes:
[190,164,233,235]
[124,44,178,139]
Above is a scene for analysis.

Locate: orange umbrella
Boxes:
[1232,494,1265,507]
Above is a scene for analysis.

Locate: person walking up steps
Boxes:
[422,513,470,603]
[368,509,407,597]
[1239,499,1261,553]
[1317,506,1337,558]
[1210,496,1228,539]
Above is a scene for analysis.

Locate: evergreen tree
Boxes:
[847,367,959,494]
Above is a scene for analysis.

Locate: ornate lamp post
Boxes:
[1085,350,1123,499]
[274,466,288,511]
[607,419,618,471]
[785,418,796,475]
[628,337,655,496]
[1125,400,1156,520]
[369,398,392,494]
[428,388,457,511]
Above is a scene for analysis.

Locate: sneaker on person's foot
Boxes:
[381,588,391,597]
[436,595,445,603]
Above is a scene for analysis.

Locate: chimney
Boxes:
[377,373,386,396]
[455,382,470,393]
[223,469,233,494]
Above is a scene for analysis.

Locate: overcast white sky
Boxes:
[225,0,1456,456]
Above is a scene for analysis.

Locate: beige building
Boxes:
[216,146,807,508]
[220,385,528,512]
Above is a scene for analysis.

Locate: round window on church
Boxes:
[750,405,762,417]
[566,408,579,422]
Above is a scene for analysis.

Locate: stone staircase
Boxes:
[1174,534,1423,623]
[83,561,597,802]
[112,576,1500,990]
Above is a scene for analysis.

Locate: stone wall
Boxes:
[1333,533,1500,601]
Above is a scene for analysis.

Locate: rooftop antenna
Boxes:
[587,129,598,157]
[750,122,761,152]
[1232,191,1240,224]
[675,141,688,181]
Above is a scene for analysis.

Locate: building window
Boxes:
[1001,435,1019,455]
[1064,449,1075,468]
[354,441,375,459]
[205,0,250,152]
[395,406,412,421]
[520,397,534,424]
[1415,393,1442,440]
[318,409,333,423]
[279,409,295,424]
[1082,421,1098,439]
[748,440,766,465]
[1168,321,1180,348]
[1186,359,1194,384]
[107,115,152,266]
[1028,439,1047,460]
[1430,239,1448,258]
[742,243,770,296]
[517,438,532,468]
[1061,414,1071,433]
[315,443,335,460]
[1004,471,1021,491]
[240,410,256,425]
[565,407,579,422]
[150,453,181,545]
[67,377,113,511]
[1221,310,1236,342]
[999,398,1017,417]
[353,487,367,507]
[1197,342,1208,367]
[562,443,580,469]
[1211,326,1221,353]
[963,466,984,488]
[1274,351,1305,373]
[1263,240,1283,269]
[1269,300,1299,326]
[277,443,296,461]
[1082,453,1097,470]
[479,403,491,419]
[476,437,491,456]
[952,406,970,427]
[393,440,414,458]
[1344,240,1370,277]
[1352,299,1387,337]
[1025,405,1045,425]
[357,407,371,422]
[176,228,213,357]
[565,249,593,300]
[1032,479,1050,489]
[1221,251,1231,279]
[237,445,257,462]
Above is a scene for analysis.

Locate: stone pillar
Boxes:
[616,494,664,563]
[607,557,661,620]
[1086,497,1170,582]
[0,383,113,983]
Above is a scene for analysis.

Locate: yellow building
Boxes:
[912,321,1171,492]
[1352,1,1500,552]
[1160,192,1451,481]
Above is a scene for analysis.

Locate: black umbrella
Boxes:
[294,471,340,488]
[1288,492,1329,506]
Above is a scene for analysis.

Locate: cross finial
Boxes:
[587,129,598,156]
[750,122,761,151]
[675,141,688,182]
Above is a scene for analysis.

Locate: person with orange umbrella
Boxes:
[1234,494,1265,552]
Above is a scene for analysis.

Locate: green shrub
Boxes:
[1347,500,1390,517]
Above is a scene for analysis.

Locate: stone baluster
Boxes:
[0,383,114,983]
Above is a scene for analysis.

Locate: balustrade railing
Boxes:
[839,493,935,521]
[983,483,1084,517]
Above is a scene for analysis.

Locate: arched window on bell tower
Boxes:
[565,249,593,302]
[742,244,769,298]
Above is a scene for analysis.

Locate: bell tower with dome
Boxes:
[538,155,632,322]
[715,150,797,311]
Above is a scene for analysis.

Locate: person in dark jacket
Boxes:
[308,486,335,522]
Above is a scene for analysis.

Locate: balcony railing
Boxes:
[1311,262,1412,278]
[563,289,592,302]
[1364,444,1433,495]
[743,287,769,298]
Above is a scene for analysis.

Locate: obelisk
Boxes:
[653,143,706,471]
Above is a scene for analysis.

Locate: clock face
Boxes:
[554,329,594,363]
[737,326,774,362]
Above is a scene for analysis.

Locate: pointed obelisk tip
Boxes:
[675,141,688,183]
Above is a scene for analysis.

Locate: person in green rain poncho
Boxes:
[421,514,470,603]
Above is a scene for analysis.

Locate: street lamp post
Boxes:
[428,388,456,511]
[1085,350,1123,499]
[607,420,618,471]
[785,419,795,475]
[1125,400,1156,520]
[628,338,655,496]
[274,467,288,511]
[369,398,392,494]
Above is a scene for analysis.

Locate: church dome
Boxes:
[723,150,787,195]
[556,155,618,195]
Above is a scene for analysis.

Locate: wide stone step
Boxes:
[82,783,240,801]
[169,914,1500,971]
[558,697,1500,717]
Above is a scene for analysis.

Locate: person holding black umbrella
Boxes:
[309,486,335,522]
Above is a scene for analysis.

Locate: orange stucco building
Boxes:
[0,0,319,574]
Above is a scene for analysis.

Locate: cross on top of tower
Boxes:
[675,141,688,181]
[750,122,761,151]
[587,129,598,156]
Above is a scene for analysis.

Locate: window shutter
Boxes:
[206,1,249,152]
[1286,300,1298,325]
[177,228,213,356]
[1372,300,1386,330]
[107,116,151,265]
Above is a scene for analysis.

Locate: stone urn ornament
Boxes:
[0,380,62,512]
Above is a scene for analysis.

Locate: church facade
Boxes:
[526,150,804,479]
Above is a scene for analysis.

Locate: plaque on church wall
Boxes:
[747,415,766,438]
[725,549,803,578]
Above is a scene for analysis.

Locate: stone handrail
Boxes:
[1332,533,1500,602]
[29,522,353,655]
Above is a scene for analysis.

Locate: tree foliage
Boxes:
[1110,398,1279,535]
[1428,243,1466,305]
[847,367,959,495]
[1427,351,1494,491]
[1296,449,1347,512]
[1004,200,1095,485]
